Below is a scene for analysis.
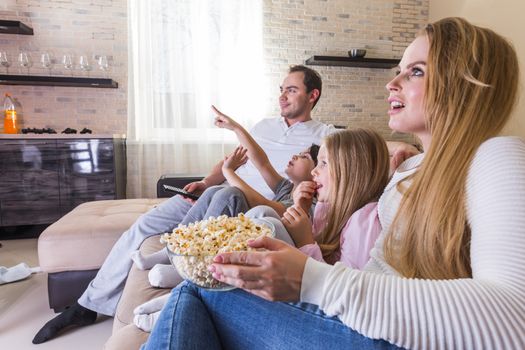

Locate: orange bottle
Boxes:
[3,93,18,134]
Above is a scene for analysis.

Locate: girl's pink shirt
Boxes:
[300,201,381,269]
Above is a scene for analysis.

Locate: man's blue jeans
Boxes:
[142,282,401,350]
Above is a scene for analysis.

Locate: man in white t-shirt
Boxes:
[185,65,335,199]
[33,65,336,344]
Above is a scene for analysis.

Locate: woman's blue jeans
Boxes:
[142,282,401,350]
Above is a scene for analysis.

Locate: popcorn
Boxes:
[162,214,273,289]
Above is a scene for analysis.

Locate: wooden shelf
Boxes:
[0,20,34,35]
[305,55,399,69]
[0,75,118,88]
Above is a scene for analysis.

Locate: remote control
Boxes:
[163,184,200,200]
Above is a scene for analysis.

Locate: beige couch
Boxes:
[104,235,170,349]
[38,198,172,349]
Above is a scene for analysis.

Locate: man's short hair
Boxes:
[288,65,322,109]
[308,144,321,166]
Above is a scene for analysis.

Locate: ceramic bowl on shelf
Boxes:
[348,49,366,58]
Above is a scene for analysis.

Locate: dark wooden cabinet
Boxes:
[0,139,60,226]
[0,137,126,228]
[56,139,120,215]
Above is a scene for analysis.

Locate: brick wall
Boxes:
[262,0,429,142]
[0,0,127,134]
[0,0,428,142]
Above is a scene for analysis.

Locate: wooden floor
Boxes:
[0,238,113,349]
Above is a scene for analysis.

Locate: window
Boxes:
[128,0,266,144]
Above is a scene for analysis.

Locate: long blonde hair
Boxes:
[317,128,390,262]
[384,17,520,279]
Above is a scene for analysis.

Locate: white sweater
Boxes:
[301,137,525,350]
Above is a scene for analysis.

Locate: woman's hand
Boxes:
[292,181,317,212]
[212,105,240,131]
[209,237,308,302]
[282,206,315,247]
[222,146,248,173]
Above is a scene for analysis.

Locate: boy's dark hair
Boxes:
[288,65,322,109]
[308,144,321,166]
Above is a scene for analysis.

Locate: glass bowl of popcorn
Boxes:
[163,214,275,291]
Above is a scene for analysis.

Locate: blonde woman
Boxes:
[143,17,525,350]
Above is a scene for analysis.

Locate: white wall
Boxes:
[429,0,525,138]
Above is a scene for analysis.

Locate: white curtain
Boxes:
[127,0,266,198]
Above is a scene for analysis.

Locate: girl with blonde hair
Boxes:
[144,17,525,350]
[248,128,390,269]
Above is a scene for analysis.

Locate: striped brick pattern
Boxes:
[0,0,127,134]
[1,0,428,143]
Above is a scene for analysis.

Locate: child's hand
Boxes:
[292,181,317,212]
[212,105,239,131]
[222,146,248,173]
[281,206,315,248]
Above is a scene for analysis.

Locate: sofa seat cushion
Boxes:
[38,198,166,273]
[104,324,150,350]
[112,235,171,334]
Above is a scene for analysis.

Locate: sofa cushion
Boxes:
[104,324,150,350]
[112,235,171,333]
[38,198,166,273]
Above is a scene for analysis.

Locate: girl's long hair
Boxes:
[317,128,390,262]
[384,17,520,279]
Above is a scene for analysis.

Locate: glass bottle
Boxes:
[3,93,18,134]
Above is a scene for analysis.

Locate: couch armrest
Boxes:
[156,174,205,198]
